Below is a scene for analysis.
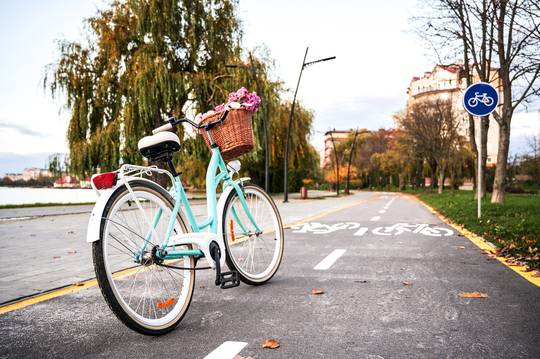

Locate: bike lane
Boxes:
[0,193,539,358]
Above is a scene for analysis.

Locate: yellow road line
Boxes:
[0,279,98,315]
[1,194,379,315]
[405,194,540,288]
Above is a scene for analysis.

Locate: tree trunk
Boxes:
[480,116,489,198]
[430,160,437,190]
[414,158,423,189]
[438,165,445,194]
[491,119,510,203]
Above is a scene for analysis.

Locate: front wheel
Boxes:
[222,184,284,285]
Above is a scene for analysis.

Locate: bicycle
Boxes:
[467,92,494,107]
[86,102,284,335]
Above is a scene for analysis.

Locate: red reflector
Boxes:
[92,172,117,189]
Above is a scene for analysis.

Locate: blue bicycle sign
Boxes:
[463,82,499,116]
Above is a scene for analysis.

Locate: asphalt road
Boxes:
[1,192,539,358]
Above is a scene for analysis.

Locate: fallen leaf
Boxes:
[459,291,488,299]
[457,246,465,249]
[67,250,77,254]
[531,271,540,278]
[52,256,61,260]
[311,288,325,295]
[402,281,413,286]
[521,267,533,273]
[73,282,84,287]
[262,339,280,349]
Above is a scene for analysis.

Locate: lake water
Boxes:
[0,187,98,205]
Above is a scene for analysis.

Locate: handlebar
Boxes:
[151,102,249,135]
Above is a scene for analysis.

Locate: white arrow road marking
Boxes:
[370,216,381,221]
[314,249,346,270]
[204,341,247,359]
[353,227,369,236]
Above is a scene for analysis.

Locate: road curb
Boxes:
[405,194,540,288]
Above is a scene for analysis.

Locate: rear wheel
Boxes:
[222,184,284,285]
[93,180,195,335]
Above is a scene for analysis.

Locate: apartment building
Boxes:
[407,63,502,166]
[320,129,354,168]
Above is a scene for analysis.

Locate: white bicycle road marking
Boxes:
[370,216,381,221]
[290,222,361,234]
[314,249,347,270]
[372,223,453,237]
[292,222,454,237]
[204,341,247,359]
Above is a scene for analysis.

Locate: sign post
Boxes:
[463,82,499,219]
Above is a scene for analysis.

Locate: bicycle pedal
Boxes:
[218,271,240,289]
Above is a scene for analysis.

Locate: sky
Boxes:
[0,0,538,172]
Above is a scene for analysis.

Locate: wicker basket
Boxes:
[198,109,254,161]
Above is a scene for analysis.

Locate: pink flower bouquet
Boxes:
[197,87,261,123]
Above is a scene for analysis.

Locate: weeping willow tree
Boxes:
[46,0,319,193]
[45,0,242,176]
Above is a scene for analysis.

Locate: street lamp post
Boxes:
[283,47,336,202]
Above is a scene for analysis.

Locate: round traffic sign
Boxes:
[463,82,499,116]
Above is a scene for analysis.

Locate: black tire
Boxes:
[92,180,195,335]
[222,183,284,286]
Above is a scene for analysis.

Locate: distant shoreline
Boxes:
[0,187,98,207]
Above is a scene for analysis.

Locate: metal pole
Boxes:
[329,129,340,196]
[477,117,482,218]
[248,52,269,193]
[345,129,359,194]
[283,46,309,202]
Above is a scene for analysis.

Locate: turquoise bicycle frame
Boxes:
[138,146,261,262]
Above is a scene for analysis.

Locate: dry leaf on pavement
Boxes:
[531,271,540,278]
[262,339,280,349]
[402,281,413,286]
[311,288,325,295]
[459,291,488,299]
[457,246,465,249]
[73,282,84,287]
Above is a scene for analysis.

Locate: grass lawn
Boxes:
[416,190,540,270]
